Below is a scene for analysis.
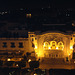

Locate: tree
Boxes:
[0,60,3,66]
[5,61,14,67]
[26,52,31,57]
[29,61,39,70]
[15,61,26,68]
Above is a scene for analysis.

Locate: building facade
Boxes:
[0,30,75,61]
[0,22,75,66]
[28,31,75,61]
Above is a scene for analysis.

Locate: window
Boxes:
[26,14,31,18]
[52,42,55,46]
[71,38,72,40]
[49,54,51,57]
[35,38,37,40]
[43,42,49,49]
[58,42,64,50]
[51,41,56,49]
[32,35,34,37]
[11,42,15,48]
[30,35,34,37]
[32,38,34,41]
[19,42,23,48]
[3,42,7,48]
[56,54,58,57]
[74,39,75,42]
[32,43,35,48]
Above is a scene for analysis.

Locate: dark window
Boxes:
[32,38,34,41]
[19,42,23,48]
[56,54,58,57]
[32,43,35,48]
[32,35,34,37]
[30,35,34,37]
[11,42,15,48]
[3,42,7,48]
[35,38,37,40]
[71,38,72,40]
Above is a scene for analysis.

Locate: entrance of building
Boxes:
[44,50,63,58]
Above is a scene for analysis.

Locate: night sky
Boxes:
[0,0,75,10]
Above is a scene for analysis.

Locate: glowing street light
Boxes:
[28,59,31,62]
[7,58,11,61]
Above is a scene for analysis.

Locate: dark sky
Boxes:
[0,0,75,10]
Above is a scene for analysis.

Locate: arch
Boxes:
[40,31,67,36]
[43,42,49,49]
[50,41,57,50]
[58,41,64,50]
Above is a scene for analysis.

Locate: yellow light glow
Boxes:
[49,47,51,49]
[16,64,18,67]
[28,59,31,62]
[19,51,20,52]
[70,46,73,49]
[56,47,58,49]
[74,61,75,63]
[44,43,45,46]
[36,52,38,55]
[37,51,44,57]
[7,58,11,61]
[62,48,63,50]
[69,53,70,56]
[26,14,31,18]
[35,45,37,49]
[19,58,22,61]
[34,73,37,75]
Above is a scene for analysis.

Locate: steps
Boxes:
[41,58,65,64]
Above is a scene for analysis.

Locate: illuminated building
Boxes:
[28,31,74,60]
[0,10,75,69]
[0,24,75,62]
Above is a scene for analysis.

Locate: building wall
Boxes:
[0,31,75,60]
[0,38,29,55]
[28,31,75,60]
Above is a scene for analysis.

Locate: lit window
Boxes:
[43,42,49,49]
[52,42,55,46]
[26,14,31,18]
[58,42,64,50]
[51,41,56,49]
